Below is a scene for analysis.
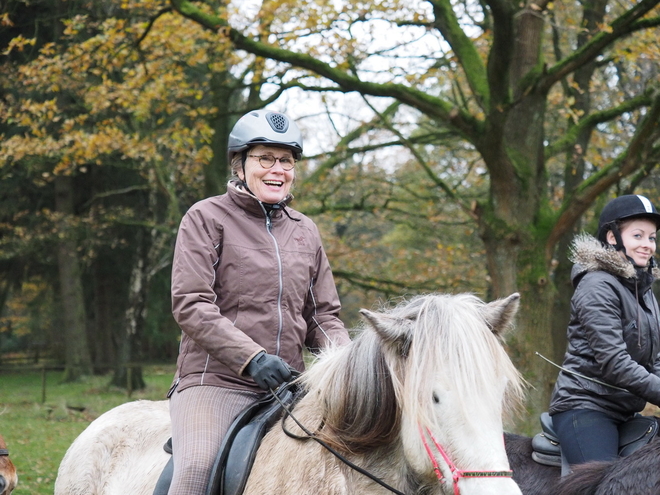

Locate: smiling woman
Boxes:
[163,109,351,495]
[240,146,296,204]
[548,194,660,469]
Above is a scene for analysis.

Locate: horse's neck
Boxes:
[333,441,415,493]
[281,398,413,489]
[282,394,326,437]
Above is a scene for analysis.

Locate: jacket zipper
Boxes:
[264,210,285,356]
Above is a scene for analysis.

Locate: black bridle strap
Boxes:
[270,388,408,495]
[0,449,8,456]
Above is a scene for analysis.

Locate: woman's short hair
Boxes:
[230,152,244,178]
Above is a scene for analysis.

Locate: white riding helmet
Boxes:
[227,110,303,162]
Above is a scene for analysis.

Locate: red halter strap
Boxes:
[418,426,513,495]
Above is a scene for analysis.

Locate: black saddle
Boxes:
[531,411,658,474]
[153,382,301,495]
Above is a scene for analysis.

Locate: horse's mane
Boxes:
[557,438,660,495]
[302,327,399,453]
[557,462,608,495]
[302,293,525,453]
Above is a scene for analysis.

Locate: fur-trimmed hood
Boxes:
[569,233,660,283]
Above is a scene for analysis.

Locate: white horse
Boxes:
[55,292,525,495]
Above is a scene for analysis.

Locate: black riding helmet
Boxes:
[597,195,660,252]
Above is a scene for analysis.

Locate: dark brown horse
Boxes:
[505,428,660,495]
[505,432,559,495]
[0,434,17,495]
[556,437,660,495]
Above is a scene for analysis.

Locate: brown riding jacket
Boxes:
[170,181,349,393]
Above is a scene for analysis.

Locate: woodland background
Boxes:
[0,0,659,433]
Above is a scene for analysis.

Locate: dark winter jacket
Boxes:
[549,234,660,421]
[170,181,350,393]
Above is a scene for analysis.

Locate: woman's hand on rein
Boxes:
[246,351,293,390]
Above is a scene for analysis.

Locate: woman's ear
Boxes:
[606,230,616,246]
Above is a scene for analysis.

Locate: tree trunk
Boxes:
[109,167,173,390]
[481,6,556,433]
[207,72,235,197]
[480,214,556,434]
[507,252,556,435]
[110,230,147,390]
[91,260,119,374]
[550,237,575,363]
[54,175,93,381]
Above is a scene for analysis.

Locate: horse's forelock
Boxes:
[403,294,524,427]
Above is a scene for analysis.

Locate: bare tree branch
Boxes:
[540,1,660,92]
[427,0,490,110]
[545,90,654,160]
[168,0,483,141]
[547,89,660,255]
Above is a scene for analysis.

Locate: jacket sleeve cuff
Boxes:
[239,348,266,376]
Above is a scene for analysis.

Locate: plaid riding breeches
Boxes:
[167,385,262,495]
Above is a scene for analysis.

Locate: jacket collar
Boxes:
[227,180,293,218]
[570,233,660,287]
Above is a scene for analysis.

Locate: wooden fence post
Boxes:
[41,365,47,403]
[127,366,133,398]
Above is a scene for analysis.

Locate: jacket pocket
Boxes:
[622,318,647,358]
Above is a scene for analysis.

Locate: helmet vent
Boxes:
[266,112,289,133]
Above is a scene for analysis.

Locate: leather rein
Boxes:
[270,387,513,495]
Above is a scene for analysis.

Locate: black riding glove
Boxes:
[245,351,292,390]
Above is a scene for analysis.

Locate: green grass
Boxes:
[0,365,176,495]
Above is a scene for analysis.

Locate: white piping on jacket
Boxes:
[201,247,221,385]
[309,278,333,343]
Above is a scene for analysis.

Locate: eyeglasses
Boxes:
[247,154,296,171]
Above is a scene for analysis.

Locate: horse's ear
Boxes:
[359,309,412,349]
[482,292,520,337]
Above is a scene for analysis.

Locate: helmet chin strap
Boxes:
[239,150,251,193]
[238,150,290,211]
[609,223,626,253]
[608,224,638,266]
